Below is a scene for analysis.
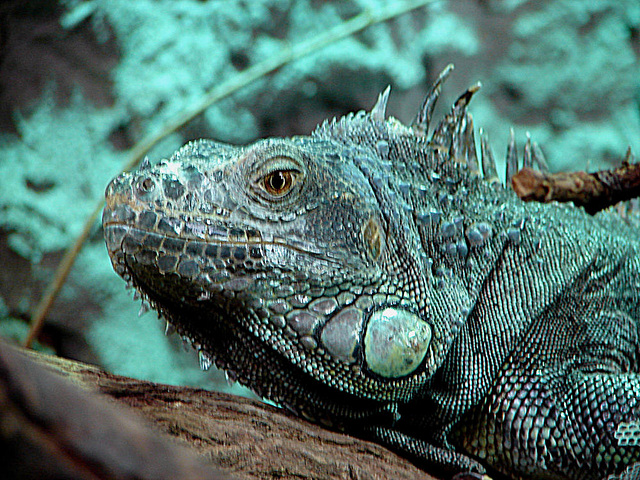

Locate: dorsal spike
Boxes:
[140,156,151,170]
[623,146,635,165]
[138,301,150,317]
[450,111,479,171]
[461,114,479,173]
[412,63,454,136]
[198,349,213,371]
[505,128,518,184]
[453,82,482,112]
[433,81,481,155]
[449,82,482,162]
[371,85,391,122]
[523,132,533,169]
[531,141,549,173]
[480,128,500,186]
[164,321,176,336]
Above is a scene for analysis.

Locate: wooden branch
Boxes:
[511,150,640,214]
[0,341,437,480]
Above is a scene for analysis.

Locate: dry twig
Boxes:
[512,148,640,214]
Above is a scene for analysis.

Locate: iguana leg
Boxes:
[364,425,487,477]
[455,364,640,480]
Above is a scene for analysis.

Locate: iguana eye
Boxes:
[250,153,304,203]
[263,170,295,196]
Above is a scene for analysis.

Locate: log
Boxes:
[0,340,436,480]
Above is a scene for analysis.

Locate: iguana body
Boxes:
[103,66,640,479]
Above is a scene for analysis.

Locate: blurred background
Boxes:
[0,0,638,396]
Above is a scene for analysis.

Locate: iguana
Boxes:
[103,65,640,480]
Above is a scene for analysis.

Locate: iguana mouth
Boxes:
[102,217,348,310]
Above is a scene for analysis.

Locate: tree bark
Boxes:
[511,149,640,214]
[0,340,437,480]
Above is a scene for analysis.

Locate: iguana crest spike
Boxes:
[624,146,635,165]
[412,63,454,136]
[531,141,549,172]
[505,127,518,182]
[453,82,481,111]
[371,85,391,122]
[479,127,500,185]
[523,132,533,169]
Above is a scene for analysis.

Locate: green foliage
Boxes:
[59,0,475,140]
[0,90,124,262]
[494,0,640,171]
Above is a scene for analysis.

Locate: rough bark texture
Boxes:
[0,340,436,480]
[511,151,640,214]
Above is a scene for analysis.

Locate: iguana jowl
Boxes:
[103,65,640,479]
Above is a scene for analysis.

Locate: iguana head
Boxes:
[103,66,511,423]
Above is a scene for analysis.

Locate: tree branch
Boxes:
[0,341,437,480]
[511,149,640,214]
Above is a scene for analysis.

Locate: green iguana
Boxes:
[103,65,640,480]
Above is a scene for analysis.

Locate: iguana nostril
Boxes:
[137,176,155,195]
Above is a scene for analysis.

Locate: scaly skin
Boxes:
[103,68,640,479]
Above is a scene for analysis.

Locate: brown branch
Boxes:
[1,341,438,480]
[511,151,640,214]
[0,340,228,480]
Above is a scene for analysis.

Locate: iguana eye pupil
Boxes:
[264,170,293,196]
